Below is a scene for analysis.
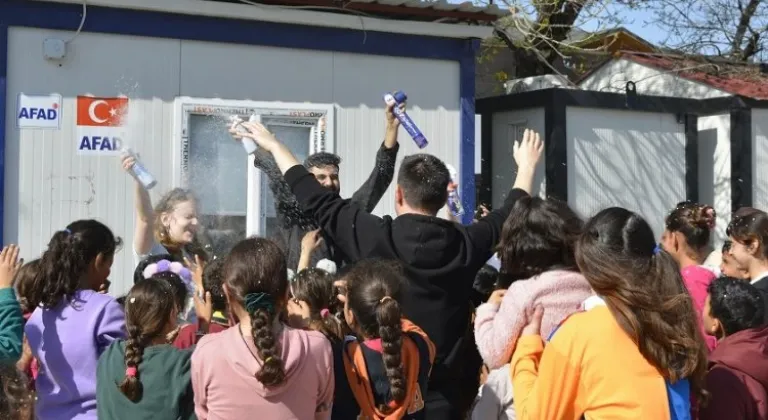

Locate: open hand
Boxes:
[184,254,205,292]
[0,245,22,289]
[513,129,544,170]
[229,121,279,152]
[194,289,213,326]
[521,305,544,337]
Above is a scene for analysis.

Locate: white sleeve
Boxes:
[133,242,167,267]
[471,365,513,420]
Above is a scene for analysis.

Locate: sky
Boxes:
[579,7,667,44]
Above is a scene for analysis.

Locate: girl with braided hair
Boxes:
[191,237,333,419]
[25,220,125,420]
[97,272,195,419]
[335,259,436,420]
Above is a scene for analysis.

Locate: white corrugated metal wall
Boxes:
[579,61,735,241]
[754,109,768,210]
[566,107,686,235]
[698,115,731,244]
[5,27,460,295]
[490,108,546,208]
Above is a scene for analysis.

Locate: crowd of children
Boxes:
[0,104,766,420]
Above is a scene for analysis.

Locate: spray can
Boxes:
[445,164,464,217]
[229,114,261,154]
[122,148,157,190]
[383,91,428,149]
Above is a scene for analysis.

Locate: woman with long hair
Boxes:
[509,207,708,419]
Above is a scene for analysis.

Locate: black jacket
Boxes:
[285,164,527,377]
[253,142,399,270]
[751,276,768,323]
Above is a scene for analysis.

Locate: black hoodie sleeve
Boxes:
[285,165,389,262]
[349,142,400,213]
[464,188,529,266]
[253,150,315,230]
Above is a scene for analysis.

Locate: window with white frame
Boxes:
[174,99,334,258]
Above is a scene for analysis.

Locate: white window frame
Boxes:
[172,97,335,237]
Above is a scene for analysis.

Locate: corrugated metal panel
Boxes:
[567,107,686,235]
[490,108,545,209]
[5,27,461,296]
[6,27,181,297]
[753,109,768,210]
[698,115,731,244]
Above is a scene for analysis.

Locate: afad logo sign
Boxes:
[76,96,129,155]
[16,93,63,130]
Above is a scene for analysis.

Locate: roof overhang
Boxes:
[32,0,498,39]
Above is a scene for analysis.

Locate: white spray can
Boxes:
[122,147,157,190]
[229,114,261,154]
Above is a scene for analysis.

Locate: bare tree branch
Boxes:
[643,0,767,61]
[485,0,642,78]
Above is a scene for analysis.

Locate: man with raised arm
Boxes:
[248,103,401,270]
[236,121,543,419]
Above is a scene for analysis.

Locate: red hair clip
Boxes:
[125,367,138,377]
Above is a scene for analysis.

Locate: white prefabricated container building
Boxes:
[579,52,768,244]
[477,88,708,238]
[3,0,503,295]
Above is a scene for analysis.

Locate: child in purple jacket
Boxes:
[25,220,126,420]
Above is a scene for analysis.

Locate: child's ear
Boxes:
[394,185,406,207]
[94,253,107,271]
[711,318,724,338]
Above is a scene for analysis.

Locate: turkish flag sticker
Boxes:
[76,96,129,127]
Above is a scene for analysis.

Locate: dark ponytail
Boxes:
[377,297,406,405]
[32,220,121,309]
[117,277,177,402]
[224,238,289,388]
[344,259,407,413]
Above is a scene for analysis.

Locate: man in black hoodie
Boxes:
[238,121,543,418]
[250,103,401,270]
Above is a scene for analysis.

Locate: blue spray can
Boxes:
[445,164,464,217]
[383,91,428,149]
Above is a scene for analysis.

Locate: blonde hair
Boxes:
[153,188,207,261]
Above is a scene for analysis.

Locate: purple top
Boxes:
[25,289,126,420]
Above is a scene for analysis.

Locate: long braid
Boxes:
[251,308,285,387]
[377,298,406,411]
[118,324,147,401]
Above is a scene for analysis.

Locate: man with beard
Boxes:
[250,103,401,270]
